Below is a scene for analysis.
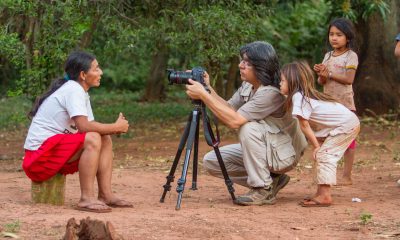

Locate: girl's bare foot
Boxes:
[336,177,352,186]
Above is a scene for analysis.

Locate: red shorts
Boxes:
[348,139,356,150]
[23,133,86,182]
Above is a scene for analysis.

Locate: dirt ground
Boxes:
[1,122,400,239]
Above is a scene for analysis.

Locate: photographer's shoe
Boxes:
[272,174,290,197]
[234,186,276,206]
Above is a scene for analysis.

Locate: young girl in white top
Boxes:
[280,61,360,207]
[314,18,358,185]
[23,51,132,212]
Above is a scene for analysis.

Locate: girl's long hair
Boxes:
[327,18,357,51]
[239,41,281,88]
[281,61,337,111]
[28,51,96,118]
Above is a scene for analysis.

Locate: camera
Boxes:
[167,66,206,86]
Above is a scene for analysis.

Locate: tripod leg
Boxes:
[176,110,199,210]
[213,146,236,201]
[160,112,193,203]
[191,111,200,190]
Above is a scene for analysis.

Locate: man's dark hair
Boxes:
[239,41,280,88]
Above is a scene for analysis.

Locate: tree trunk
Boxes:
[354,0,400,114]
[79,15,100,48]
[206,60,224,98]
[224,56,240,99]
[142,47,168,102]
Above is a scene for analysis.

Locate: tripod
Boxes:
[160,101,236,210]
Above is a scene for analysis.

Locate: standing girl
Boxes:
[313,18,358,185]
[280,61,360,207]
[23,51,132,212]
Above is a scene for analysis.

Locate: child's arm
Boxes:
[319,68,356,85]
[296,116,320,160]
[395,41,400,58]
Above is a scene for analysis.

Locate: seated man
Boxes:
[185,41,307,206]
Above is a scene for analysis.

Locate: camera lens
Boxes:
[167,71,193,85]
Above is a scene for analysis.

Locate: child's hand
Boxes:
[319,67,329,78]
[312,146,320,161]
[313,64,324,73]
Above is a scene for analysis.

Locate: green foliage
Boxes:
[0,0,391,99]
[359,211,373,225]
[329,0,390,21]
[2,220,21,233]
[0,96,31,130]
[89,90,193,124]
[258,0,332,64]
[0,0,131,98]
[0,91,193,130]
[0,28,25,68]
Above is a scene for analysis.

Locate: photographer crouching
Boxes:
[185,41,307,206]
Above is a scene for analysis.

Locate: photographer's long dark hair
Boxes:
[239,41,280,88]
[28,51,96,119]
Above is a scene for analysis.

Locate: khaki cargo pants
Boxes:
[203,121,274,188]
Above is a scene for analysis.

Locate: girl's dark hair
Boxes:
[28,51,96,118]
[327,18,356,50]
[239,41,280,88]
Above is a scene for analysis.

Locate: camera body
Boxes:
[167,66,206,86]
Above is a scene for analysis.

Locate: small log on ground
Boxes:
[63,217,124,240]
[31,173,66,205]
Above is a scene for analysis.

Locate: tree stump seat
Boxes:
[31,173,66,205]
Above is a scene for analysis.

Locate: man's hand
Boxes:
[115,112,129,133]
[185,79,207,100]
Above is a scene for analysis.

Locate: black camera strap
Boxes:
[202,103,220,147]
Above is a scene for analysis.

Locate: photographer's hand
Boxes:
[203,71,211,87]
[186,79,207,100]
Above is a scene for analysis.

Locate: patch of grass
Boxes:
[0,90,194,131]
[393,151,400,162]
[360,211,373,225]
[3,219,21,233]
[78,90,194,123]
[0,96,31,130]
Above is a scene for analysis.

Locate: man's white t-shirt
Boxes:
[24,81,94,150]
[291,92,359,137]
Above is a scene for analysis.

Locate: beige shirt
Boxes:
[229,83,307,160]
[322,50,358,111]
[228,82,285,120]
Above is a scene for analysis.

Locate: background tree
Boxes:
[0,0,398,114]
